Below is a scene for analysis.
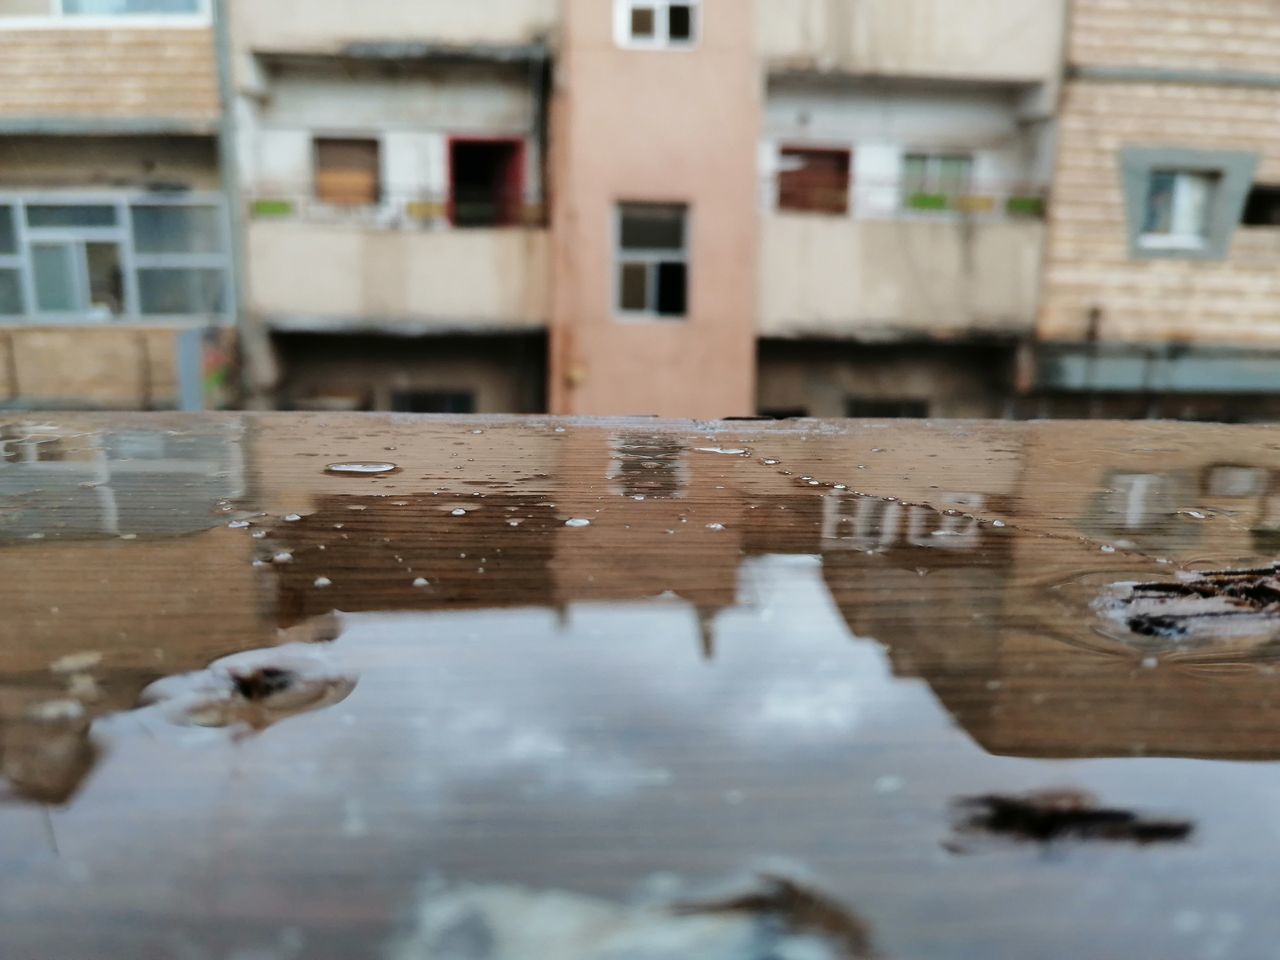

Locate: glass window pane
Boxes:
[937,155,972,194]
[63,0,201,13]
[630,5,655,38]
[32,244,78,313]
[0,206,14,256]
[620,204,685,250]
[0,269,22,316]
[1144,172,1177,234]
[901,154,930,197]
[620,262,648,311]
[1176,172,1215,237]
[138,268,225,315]
[86,242,123,315]
[27,204,117,229]
[656,261,687,316]
[668,4,693,41]
[132,204,223,254]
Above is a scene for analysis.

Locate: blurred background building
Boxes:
[0,0,1275,420]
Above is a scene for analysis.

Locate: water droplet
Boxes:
[412,577,429,588]
[471,429,484,435]
[807,480,819,486]
[992,520,1006,528]
[1101,544,1116,554]
[696,447,748,456]
[314,576,332,588]
[833,484,847,491]
[326,462,398,476]
[1178,509,1207,520]
[554,427,566,433]
[120,533,137,541]
[451,508,467,517]
[273,551,293,564]
[228,520,250,529]
[632,494,646,501]
[27,532,44,540]
[1141,656,1158,670]
[763,458,780,465]
[284,514,302,523]
[706,522,726,531]
[565,518,591,528]
[251,529,267,539]
[507,519,522,527]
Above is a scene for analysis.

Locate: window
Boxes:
[1141,170,1217,249]
[1242,185,1280,227]
[61,0,202,14]
[450,139,524,228]
[616,0,698,48]
[901,153,973,211]
[314,138,381,206]
[616,203,687,318]
[0,195,229,321]
[390,391,476,414]
[846,398,930,418]
[778,147,851,215]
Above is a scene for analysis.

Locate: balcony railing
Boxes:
[768,175,1048,221]
[245,188,547,230]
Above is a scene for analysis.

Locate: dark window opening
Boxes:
[759,408,809,420]
[1243,184,1280,226]
[450,140,524,227]
[391,391,476,414]
[667,3,694,41]
[655,261,687,315]
[846,398,930,418]
[314,138,381,206]
[779,147,851,214]
[610,435,686,499]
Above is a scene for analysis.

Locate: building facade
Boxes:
[1035,0,1280,421]
[0,0,233,410]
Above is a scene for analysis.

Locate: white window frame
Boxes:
[0,192,232,326]
[614,0,699,50]
[900,151,975,212]
[1140,170,1215,251]
[614,203,689,322]
[0,0,210,29]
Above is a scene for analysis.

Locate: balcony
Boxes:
[245,192,549,333]
[760,178,1045,340]
[232,0,558,57]
[757,0,1066,85]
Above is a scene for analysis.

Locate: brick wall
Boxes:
[0,28,218,124]
[1042,0,1280,346]
[1071,0,1280,74]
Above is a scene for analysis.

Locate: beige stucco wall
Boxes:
[231,0,558,55]
[247,222,549,329]
[0,28,218,124]
[761,215,1042,338]
[549,0,758,418]
[1041,81,1280,346]
[0,327,182,408]
[757,0,1066,84]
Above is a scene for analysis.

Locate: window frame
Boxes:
[614,0,700,50]
[900,151,976,213]
[776,144,853,216]
[1138,170,1217,251]
[0,192,232,326]
[614,202,690,322]
[312,135,383,209]
[1119,147,1257,261]
[0,0,210,28]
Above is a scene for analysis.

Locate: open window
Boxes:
[449,139,524,228]
[615,0,698,48]
[314,138,381,207]
[778,147,851,215]
[846,398,930,418]
[1242,184,1280,226]
[390,391,476,414]
[1140,170,1217,249]
[616,203,688,319]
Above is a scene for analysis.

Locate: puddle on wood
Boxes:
[3,415,1280,959]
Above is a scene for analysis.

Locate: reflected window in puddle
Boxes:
[608,434,688,499]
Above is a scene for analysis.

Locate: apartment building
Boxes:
[0,0,233,410]
[231,0,556,413]
[1035,0,1280,421]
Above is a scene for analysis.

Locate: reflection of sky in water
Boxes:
[7,556,1280,958]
